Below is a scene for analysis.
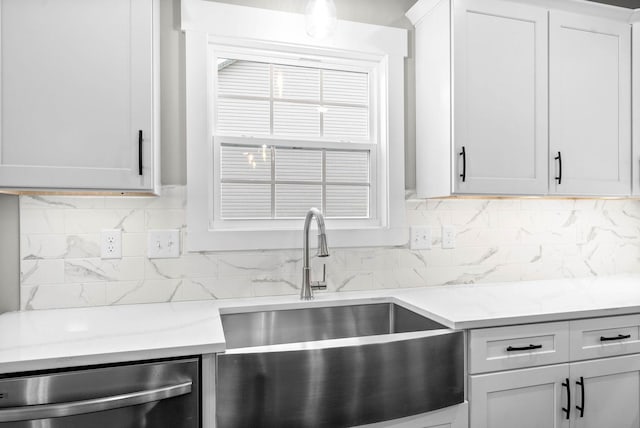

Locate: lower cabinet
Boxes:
[470,354,640,428]
[469,364,569,428]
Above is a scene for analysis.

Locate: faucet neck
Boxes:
[303,208,325,268]
[301,208,327,300]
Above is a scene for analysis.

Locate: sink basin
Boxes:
[216,301,463,428]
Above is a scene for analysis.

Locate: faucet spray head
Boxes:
[317,233,329,257]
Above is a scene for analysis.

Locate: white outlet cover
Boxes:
[442,225,456,249]
[410,226,431,250]
[101,229,122,259]
[148,229,181,259]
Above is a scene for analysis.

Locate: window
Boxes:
[213,54,376,225]
[183,0,408,251]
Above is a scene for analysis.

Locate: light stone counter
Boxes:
[2,273,640,373]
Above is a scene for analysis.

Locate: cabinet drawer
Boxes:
[469,321,570,374]
[570,314,640,361]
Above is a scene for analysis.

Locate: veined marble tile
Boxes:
[217,251,299,278]
[252,274,299,297]
[372,268,428,289]
[21,282,106,310]
[106,279,181,305]
[21,259,65,285]
[21,210,66,234]
[145,209,185,230]
[21,235,68,260]
[519,199,577,211]
[64,209,145,234]
[329,270,375,292]
[456,227,521,247]
[64,258,145,283]
[405,209,452,228]
[123,233,146,257]
[20,195,106,210]
[145,254,217,280]
[191,277,254,299]
[451,209,491,228]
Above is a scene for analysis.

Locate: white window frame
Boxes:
[183,0,408,251]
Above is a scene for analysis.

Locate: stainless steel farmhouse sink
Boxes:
[216,302,464,428]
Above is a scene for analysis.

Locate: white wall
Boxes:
[0,195,19,313]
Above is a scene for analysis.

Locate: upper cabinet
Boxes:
[407,0,632,198]
[0,0,159,193]
[549,12,631,196]
[453,0,548,196]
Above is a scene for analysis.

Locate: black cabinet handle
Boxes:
[562,378,571,420]
[600,334,631,342]
[555,151,562,184]
[506,344,543,352]
[459,146,466,182]
[138,130,143,176]
[576,376,585,418]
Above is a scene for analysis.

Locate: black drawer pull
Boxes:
[555,151,562,184]
[562,378,570,420]
[459,146,466,182]
[138,130,143,176]
[600,334,631,342]
[506,344,543,352]
[576,376,585,418]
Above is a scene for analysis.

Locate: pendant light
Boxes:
[305,0,337,40]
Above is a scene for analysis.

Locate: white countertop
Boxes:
[2,274,640,374]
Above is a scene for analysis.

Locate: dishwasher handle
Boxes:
[0,380,192,422]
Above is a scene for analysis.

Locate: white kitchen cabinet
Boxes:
[408,0,548,198]
[570,355,640,428]
[407,0,633,198]
[470,314,640,428]
[632,23,640,196]
[470,356,640,428]
[452,0,548,196]
[549,11,631,196]
[469,364,570,428]
[0,0,159,193]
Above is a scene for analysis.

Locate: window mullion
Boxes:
[270,145,276,219]
[322,150,327,214]
[320,69,324,137]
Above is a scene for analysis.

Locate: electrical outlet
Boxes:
[410,226,431,250]
[442,225,456,249]
[101,229,122,259]
[147,229,181,259]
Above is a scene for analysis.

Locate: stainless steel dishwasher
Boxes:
[0,357,199,427]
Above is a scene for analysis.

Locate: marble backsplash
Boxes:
[18,186,640,310]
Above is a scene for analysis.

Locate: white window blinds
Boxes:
[215,57,373,220]
[219,144,370,219]
[216,59,370,141]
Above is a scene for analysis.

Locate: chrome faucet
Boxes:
[301,207,329,300]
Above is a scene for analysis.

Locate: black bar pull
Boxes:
[555,151,562,184]
[459,146,466,182]
[506,344,543,352]
[576,376,585,417]
[562,378,571,420]
[600,333,631,342]
[138,130,143,176]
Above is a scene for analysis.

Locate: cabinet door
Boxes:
[570,354,640,428]
[469,364,570,428]
[549,12,631,196]
[0,0,156,192]
[632,23,640,195]
[453,0,548,195]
